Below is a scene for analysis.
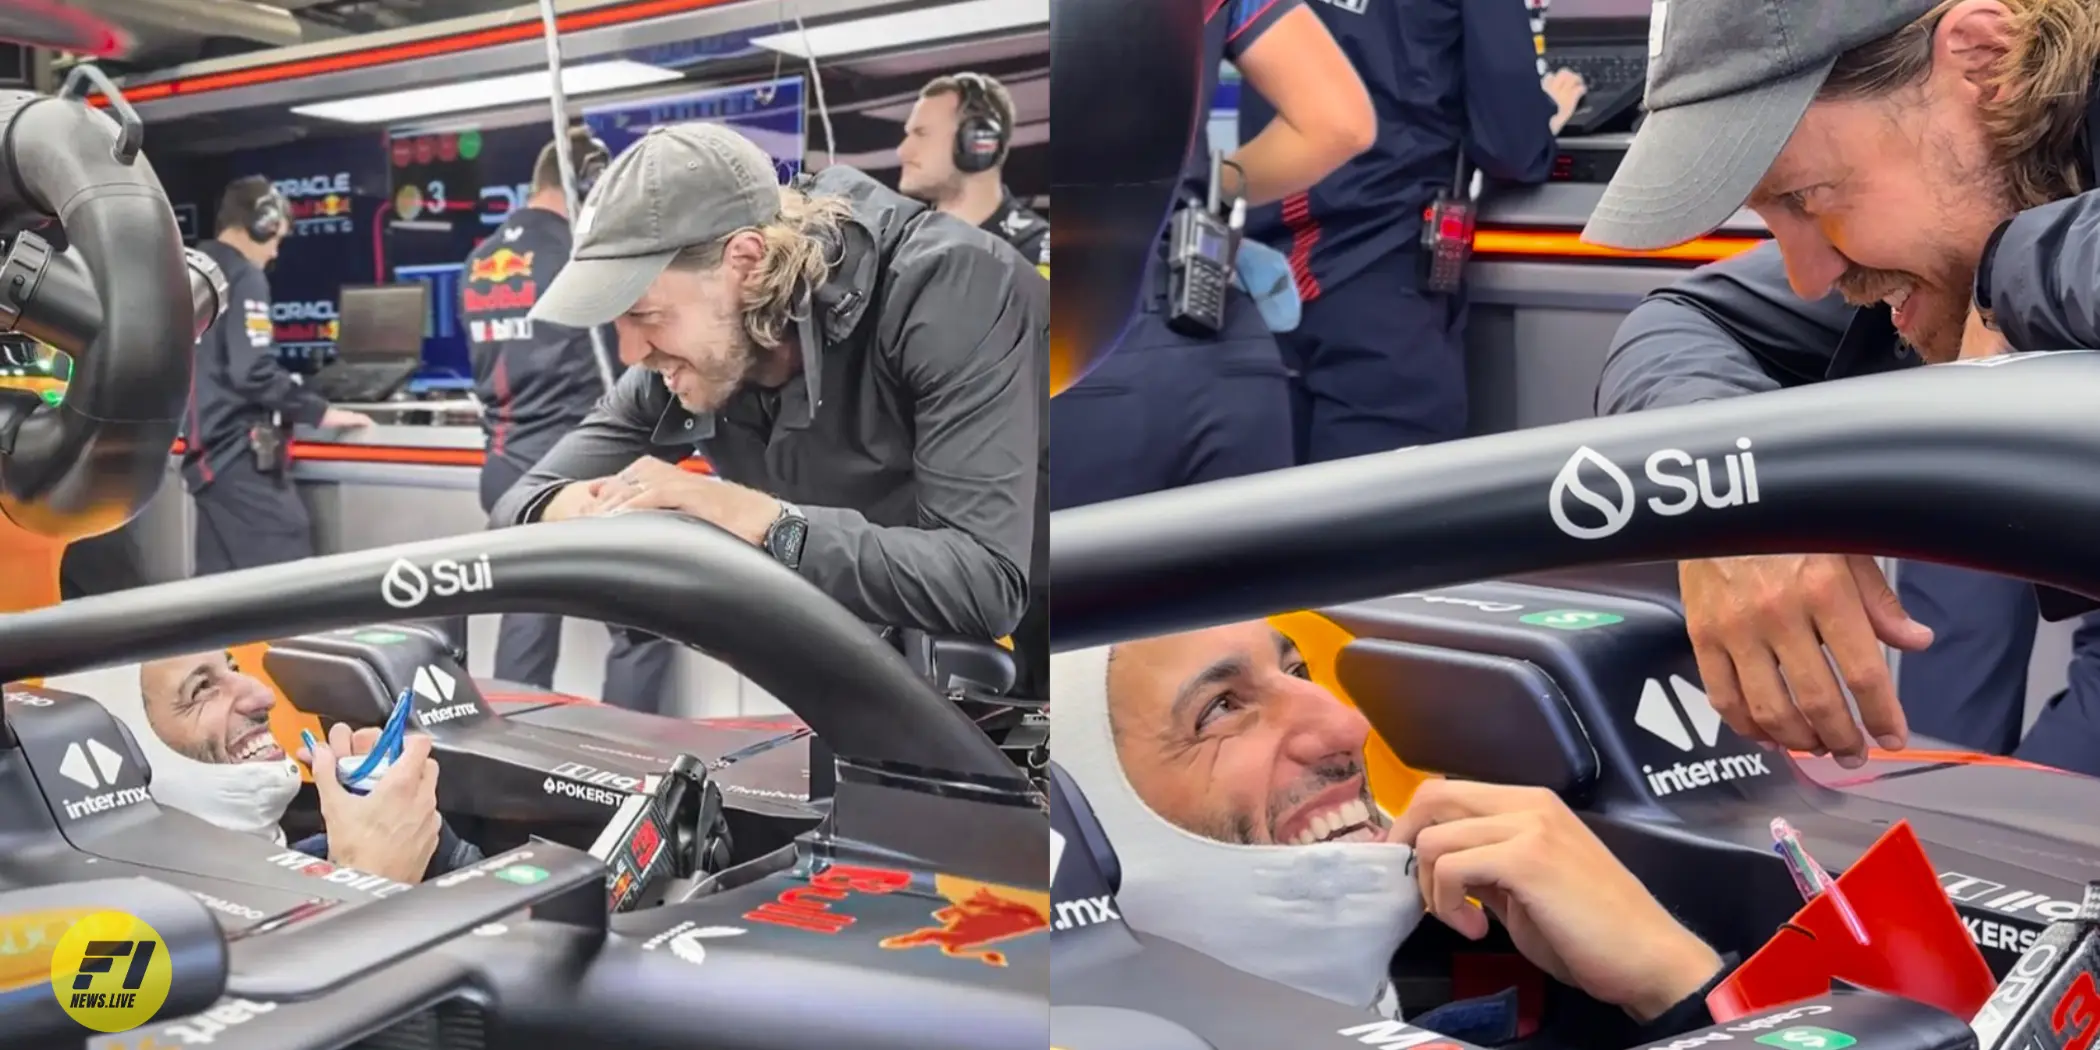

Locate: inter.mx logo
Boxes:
[1548,440,1762,540]
[413,664,478,725]
[1634,676,1769,797]
[57,738,149,820]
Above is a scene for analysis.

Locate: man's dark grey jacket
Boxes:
[491,165,1047,641]
[1597,190,2100,412]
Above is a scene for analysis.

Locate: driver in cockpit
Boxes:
[1054,623,1736,1048]
[50,654,475,885]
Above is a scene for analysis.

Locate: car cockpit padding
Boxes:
[1336,638,1599,798]
[1048,761,1121,902]
[1268,612,1433,816]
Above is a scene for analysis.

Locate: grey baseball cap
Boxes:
[530,122,784,327]
[1581,0,1941,251]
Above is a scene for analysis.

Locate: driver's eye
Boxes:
[1195,692,1244,732]
[1286,662,1310,680]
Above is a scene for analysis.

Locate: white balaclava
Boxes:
[45,663,304,844]
[1052,645,1424,1016]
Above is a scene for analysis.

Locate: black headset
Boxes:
[950,73,1009,175]
[233,176,289,242]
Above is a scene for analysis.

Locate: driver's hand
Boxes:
[309,724,440,885]
[1391,780,1723,1022]
[1679,554,1931,766]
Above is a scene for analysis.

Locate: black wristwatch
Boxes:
[763,500,808,570]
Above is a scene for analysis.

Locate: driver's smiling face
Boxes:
[1107,623,1389,846]
[140,651,284,765]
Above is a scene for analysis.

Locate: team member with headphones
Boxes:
[899,72,1048,274]
[187,176,374,576]
[465,128,677,712]
[899,72,1050,699]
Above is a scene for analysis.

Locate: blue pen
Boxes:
[1771,817,1869,945]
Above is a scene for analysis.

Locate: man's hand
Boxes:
[1393,780,1723,1023]
[1961,306,2010,360]
[320,408,375,428]
[1680,554,1932,766]
[1544,69,1589,135]
[307,723,441,885]
[580,455,781,545]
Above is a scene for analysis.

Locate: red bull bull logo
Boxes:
[468,249,535,285]
[878,875,1049,967]
[464,250,537,313]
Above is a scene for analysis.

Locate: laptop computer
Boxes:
[304,283,430,404]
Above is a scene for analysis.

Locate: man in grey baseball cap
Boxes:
[490,121,1047,648]
[1589,0,2100,779]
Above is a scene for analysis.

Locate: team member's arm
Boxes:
[489,366,675,527]
[795,247,1042,640]
[1978,191,2100,351]
[1459,0,1561,182]
[222,271,330,426]
[1225,0,1375,207]
[1598,241,1856,414]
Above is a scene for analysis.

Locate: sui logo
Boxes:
[1547,440,1762,541]
[1548,446,1636,540]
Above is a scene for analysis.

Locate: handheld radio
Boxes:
[1422,150,1481,295]
[1165,150,1241,338]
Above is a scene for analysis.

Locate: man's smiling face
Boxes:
[139,651,283,765]
[1106,623,1390,846]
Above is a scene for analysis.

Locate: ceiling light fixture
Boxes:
[749,0,1048,60]
[290,59,681,125]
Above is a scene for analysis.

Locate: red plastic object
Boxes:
[1708,820,1997,1023]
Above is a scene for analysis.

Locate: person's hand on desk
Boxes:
[1391,780,1724,1023]
[1544,69,1589,135]
[320,408,376,429]
[542,456,781,545]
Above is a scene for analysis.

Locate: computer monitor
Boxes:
[333,284,429,363]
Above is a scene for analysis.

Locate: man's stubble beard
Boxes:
[1836,150,2018,363]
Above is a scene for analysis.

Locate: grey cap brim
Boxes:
[1581,60,1832,251]
[527,249,678,328]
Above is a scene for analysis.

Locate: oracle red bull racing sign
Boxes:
[272,173,357,236]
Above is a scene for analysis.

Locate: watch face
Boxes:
[769,518,808,567]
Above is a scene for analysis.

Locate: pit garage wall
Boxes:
[129,435,782,719]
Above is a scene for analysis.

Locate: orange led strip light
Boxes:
[165,438,711,473]
[1473,228,1766,264]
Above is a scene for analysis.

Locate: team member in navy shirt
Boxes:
[1048,0,1373,510]
[1242,0,1585,462]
